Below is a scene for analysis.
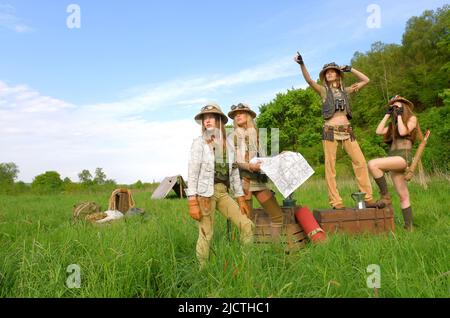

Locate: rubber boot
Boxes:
[402,206,413,231]
[374,175,392,208]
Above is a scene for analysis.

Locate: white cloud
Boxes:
[0,80,201,184]
[0,4,33,33]
[0,54,300,183]
[0,81,74,112]
[13,24,32,33]
[87,56,297,116]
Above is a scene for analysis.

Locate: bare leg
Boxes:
[368,157,407,178]
[391,171,413,230]
[368,156,407,208]
[391,171,410,209]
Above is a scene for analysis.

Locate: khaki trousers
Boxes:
[196,183,254,267]
[322,138,373,207]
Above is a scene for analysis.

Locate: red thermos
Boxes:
[295,206,327,243]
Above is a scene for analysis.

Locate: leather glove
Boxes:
[188,197,201,221]
[295,52,304,65]
[249,162,261,172]
[396,106,404,116]
[386,105,394,115]
[341,65,352,72]
[237,196,250,217]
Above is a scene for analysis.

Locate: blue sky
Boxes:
[0,0,447,183]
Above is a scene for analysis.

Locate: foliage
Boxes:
[31,171,64,194]
[0,162,19,184]
[0,162,20,194]
[78,169,93,185]
[94,168,107,185]
[257,88,323,166]
[133,180,144,189]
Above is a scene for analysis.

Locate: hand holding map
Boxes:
[250,151,314,198]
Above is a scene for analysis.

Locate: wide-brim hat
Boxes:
[388,95,414,110]
[228,103,257,119]
[194,103,228,125]
[319,62,344,82]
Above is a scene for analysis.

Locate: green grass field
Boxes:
[0,176,449,298]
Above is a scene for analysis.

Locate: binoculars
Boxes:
[334,99,346,111]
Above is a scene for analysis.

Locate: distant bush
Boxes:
[31,171,63,194]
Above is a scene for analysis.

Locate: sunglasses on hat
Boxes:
[230,103,248,110]
[201,105,217,111]
[323,62,339,68]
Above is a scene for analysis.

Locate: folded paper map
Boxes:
[250,151,314,198]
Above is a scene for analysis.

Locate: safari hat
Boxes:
[228,103,257,119]
[319,62,344,82]
[388,95,414,110]
[194,103,228,125]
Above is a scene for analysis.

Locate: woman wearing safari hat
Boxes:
[186,103,253,269]
[228,103,284,239]
[294,52,376,209]
[368,95,424,231]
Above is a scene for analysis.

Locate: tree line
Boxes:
[0,163,151,195]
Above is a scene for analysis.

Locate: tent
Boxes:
[151,175,187,199]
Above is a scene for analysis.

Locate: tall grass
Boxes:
[0,177,448,298]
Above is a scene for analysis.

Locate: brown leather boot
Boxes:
[365,199,378,208]
[376,194,392,208]
[402,206,413,231]
[258,191,284,240]
[374,175,392,208]
[260,197,283,222]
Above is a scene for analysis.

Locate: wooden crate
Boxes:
[252,206,307,250]
[313,206,395,235]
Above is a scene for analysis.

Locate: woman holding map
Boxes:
[228,103,284,239]
[293,53,377,210]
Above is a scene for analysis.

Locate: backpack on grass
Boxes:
[108,188,136,213]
